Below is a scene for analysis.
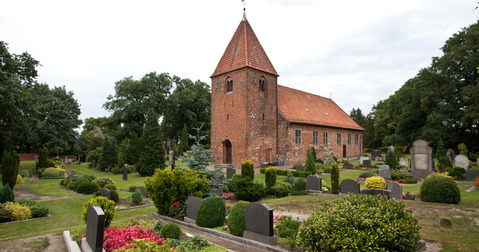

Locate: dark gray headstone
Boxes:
[92,160,96,169]
[186,196,203,220]
[100,188,111,200]
[108,166,112,173]
[379,165,392,180]
[70,170,78,182]
[340,179,360,194]
[226,167,236,180]
[296,165,304,172]
[123,165,128,181]
[138,185,147,198]
[363,160,371,168]
[387,181,402,200]
[465,170,479,181]
[85,205,105,252]
[306,175,322,191]
[244,203,275,243]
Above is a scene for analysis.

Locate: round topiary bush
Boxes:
[365,176,387,189]
[293,178,306,191]
[160,222,182,239]
[82,196,116,227]
[76,181,100,194]
[195,196,226,228]
[228,201,249,236]
[72,177,90,192]
[42,167,60,178]
[297,194,420,251]
[234,177,263,202]
[152,219,165,233]
[420,175,461,204]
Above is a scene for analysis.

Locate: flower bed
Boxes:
[102,226,165,252]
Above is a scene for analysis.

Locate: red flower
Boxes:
[171,202,179,207]
[226,206,231,211]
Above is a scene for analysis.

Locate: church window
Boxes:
[227,114,229,120]
[262,113,265,121]
[355,134,358,145]
[295,130,302,144]
[259,78,266,94]
[323,131,328,144]
[226,78,233,93]
[337,133,341,144]
[313,131,319,145]
[348,133,352,145]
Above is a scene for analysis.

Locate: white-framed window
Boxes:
[295,130,302,144]
[337,133,341,145]
[348,133,352,145]
[323,131,328,144]
[313,131,319,145]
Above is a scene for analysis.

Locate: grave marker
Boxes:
[410,139,433,180]
[82,205,105,252]
[226,167,236,180]
[363,160,371,168]
[70,170,78,182]
[123,165,128,181]
[454,155,469,170]
[184,196,203,224]
[379,165,391,180]
[359,156,370,165]
[306,176,322,191]
[387,181,402,200]
[92,160,96,169]
[243,202,276,244]
[138,185,147,198]
[340,179,360,194]
[100,188,111,200]
[399,157,409,169]
[296,165,305,172]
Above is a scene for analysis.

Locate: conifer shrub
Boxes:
[438,156,453,173]
[404,175,417,184]
[160,222,182,239]
[37,146,49,170]
[233,177,263,202]
[1,150,19,189]
[305,148,316,174]
[330,162,339,194]
[241,160,254,181]
[195,196,225,228]
[0,184,14,203]
[266,183,292,197]
[385,149,398,170]
[76,181,100,194]
[228,174,243,192]
[18,200,49,218]
[16,175,23,184]
[73,177,89,191]
[264,166,277,188]
[93,178,114,188]
[152,219,165,233]
[365,176,387,189]
[420,175,460,204]
[297,194,420,252]
[293,179,306,191]
[5,202,31,221]
[131,189,143,205]
[228,201,249,236]
[82,196,116,227]
[42,167,60,178]
[283,171,295,185]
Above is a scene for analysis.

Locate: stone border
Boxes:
[115,202,154,211]
[63,230,81,252]
[153,213,289,252]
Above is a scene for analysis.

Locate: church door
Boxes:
[223,140,232,164]
[343,145,347,158]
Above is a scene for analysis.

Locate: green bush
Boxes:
[37,146,49,169]
[297,194,420,251]
[228,201,249,236]
[283,171,295,185]
[358,172,374,178]
[73,177,90,192]
[264,166,277,188]
[228,174,243,192]
[449,167,466,178]
[144,169,207,215]
[104,184,117,191]
[276,215,300,238]
[1,150,19,189]
[83,174,96,181]
[330,162,339,194]
[323,166,331,173]
[305,148,316,174]
[42,167,60,178]
[293,179,306,191]
[111,166,120,174]
[102,184,119,202]
[241,160,254,181]
[0,204,11,223]
[76,181,100,194]
[5,202,31,220]
[178,235,209,252]
[131,189,143,205]
[420,176,461,204]
[266,183,292,198]
[160,222,182,239]
[18,200,49,218]
[196,196,225,228]
[234,177,263,202]
[385,149,398,170]
[0,184,14,203]
[324,157,336,168]
[93,178,113,188]
[315,163,324,174]
[404,175,417,184]
[152,219,165,233]
[20,169,30,178]
[438,156,453,173]
[82,196,116,227]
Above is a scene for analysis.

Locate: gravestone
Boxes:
[100,188,111,200]
[296,165,305,172]
[184,196,203,224]
[70,170,78,182]
[359,156,370,165]
[371,152,376,161]
[123,165,128,181]
[410,139,433,180]
[363,160,371,168]
[138,185,147,198]
[306,176,322,191]
[399,157,409,169]
[108,166,112,173]
[379,165,391,180]
[243,202,276,244]
[454,155,469,170]
[340,179,360,194]
[465,170,479,181]
[226,167,236,180]
[82,205,105,252]
[446,149,455,163]
[389,145,395,151]
[387,181,402,200]
[92,160,96,169]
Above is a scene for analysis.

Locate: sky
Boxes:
[1,0,478,130]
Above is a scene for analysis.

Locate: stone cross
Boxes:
[459,145,465,155]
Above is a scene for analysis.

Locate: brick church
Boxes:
[210,14,364,168]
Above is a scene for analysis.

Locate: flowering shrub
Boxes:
[393,179,404,184]
[474,177,479,190]
[103,226,165,252]
[364,176,387,189]
[168,202,185,218]
[355,178,366,182]
[5,202,31,221]
[16,175,23,184]
[222,192,232,200]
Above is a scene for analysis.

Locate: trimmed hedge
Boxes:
[196,196,225,228]
[259,168,311,178]
[420,175,460,204]
[228,201,249,236]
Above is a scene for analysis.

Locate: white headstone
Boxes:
[399,157,409,168]
[359,156,370,165]
[410,139,433,179]
[454,155,469,170]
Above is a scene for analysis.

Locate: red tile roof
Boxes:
[278,85,364,131]
[211,18,278,77]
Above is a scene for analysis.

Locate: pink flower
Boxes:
[171,202,179,207]
[226,206,231,211]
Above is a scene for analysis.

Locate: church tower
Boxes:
[210,14,279,168]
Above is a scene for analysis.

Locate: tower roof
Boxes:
[211,18,278,77]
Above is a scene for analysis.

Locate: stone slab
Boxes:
[245,202,273,237]
[138,185,147,198]
[306,175,322,191]
[243,230,277,245]
[379,165,391,180]
[85,205,105,252]
[296,165,304,172]
[454,155,469,170]
[186,196,203,220]
[340,179,360,194]
[226,167,236,180]
[387,181,402,200]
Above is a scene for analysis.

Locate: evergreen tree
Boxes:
[330,162,339,194]
[37,146,49,170]
[181,124,215,172]
[178,124,189,156]
[435,140,446,158]
[311,146,317,161]
[99,135,118,172]
[385,149,398,170]
[305,148,316,174]
[136,110,165,176]
[1,150,19,189]
[125,132,143,165]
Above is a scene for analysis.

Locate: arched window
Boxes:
[225,77,233,93]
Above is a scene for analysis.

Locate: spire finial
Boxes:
[242,0,246,20]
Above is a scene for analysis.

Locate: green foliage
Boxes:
[293,179,306,192]
[404,175,417,184]
[5,202,31,221]
[1,150,19,189]
[18,200,49,218]
[152,219,165,233]
[297,194,420,252]
[82,196,116,227]
[42,167,60,178]
[180,125,215,172]
[228,174,242,192]
[385,149,398,170]
[358,172,375,178]
[196,196,226,228]
[449,167,466,178]
[76,181,100,194]
[283,171,295,186]
[37,146,49,170]
[330,162,339,194]
[438,156,453,173]
[93,178,113,188]
[177,235,209,252]
[144,169,207,215]
[266,183,292,198]
[131,189,143,205]
[241,160,254,181]
[111,166,120,174]
[19,169,29,178]
[160,222,182,239]
[125,132,144,165]
[87,147,102,163]
[457,143,468,156]
[420,176,461,204]
[365,176,387,189]
[264,166,277,188]
[435,140,447,158]
[305,148,316,174]
[137,110,165,176]
[233,177,263,202]
[178,124,189,156]
[0,204,11,223]
[0,184,14,203]
[276,216,300,238]
[324,157,336,169]
[228,201,249,236]
[99,135,118,172]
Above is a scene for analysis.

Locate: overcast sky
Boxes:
[1,0,478,129]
